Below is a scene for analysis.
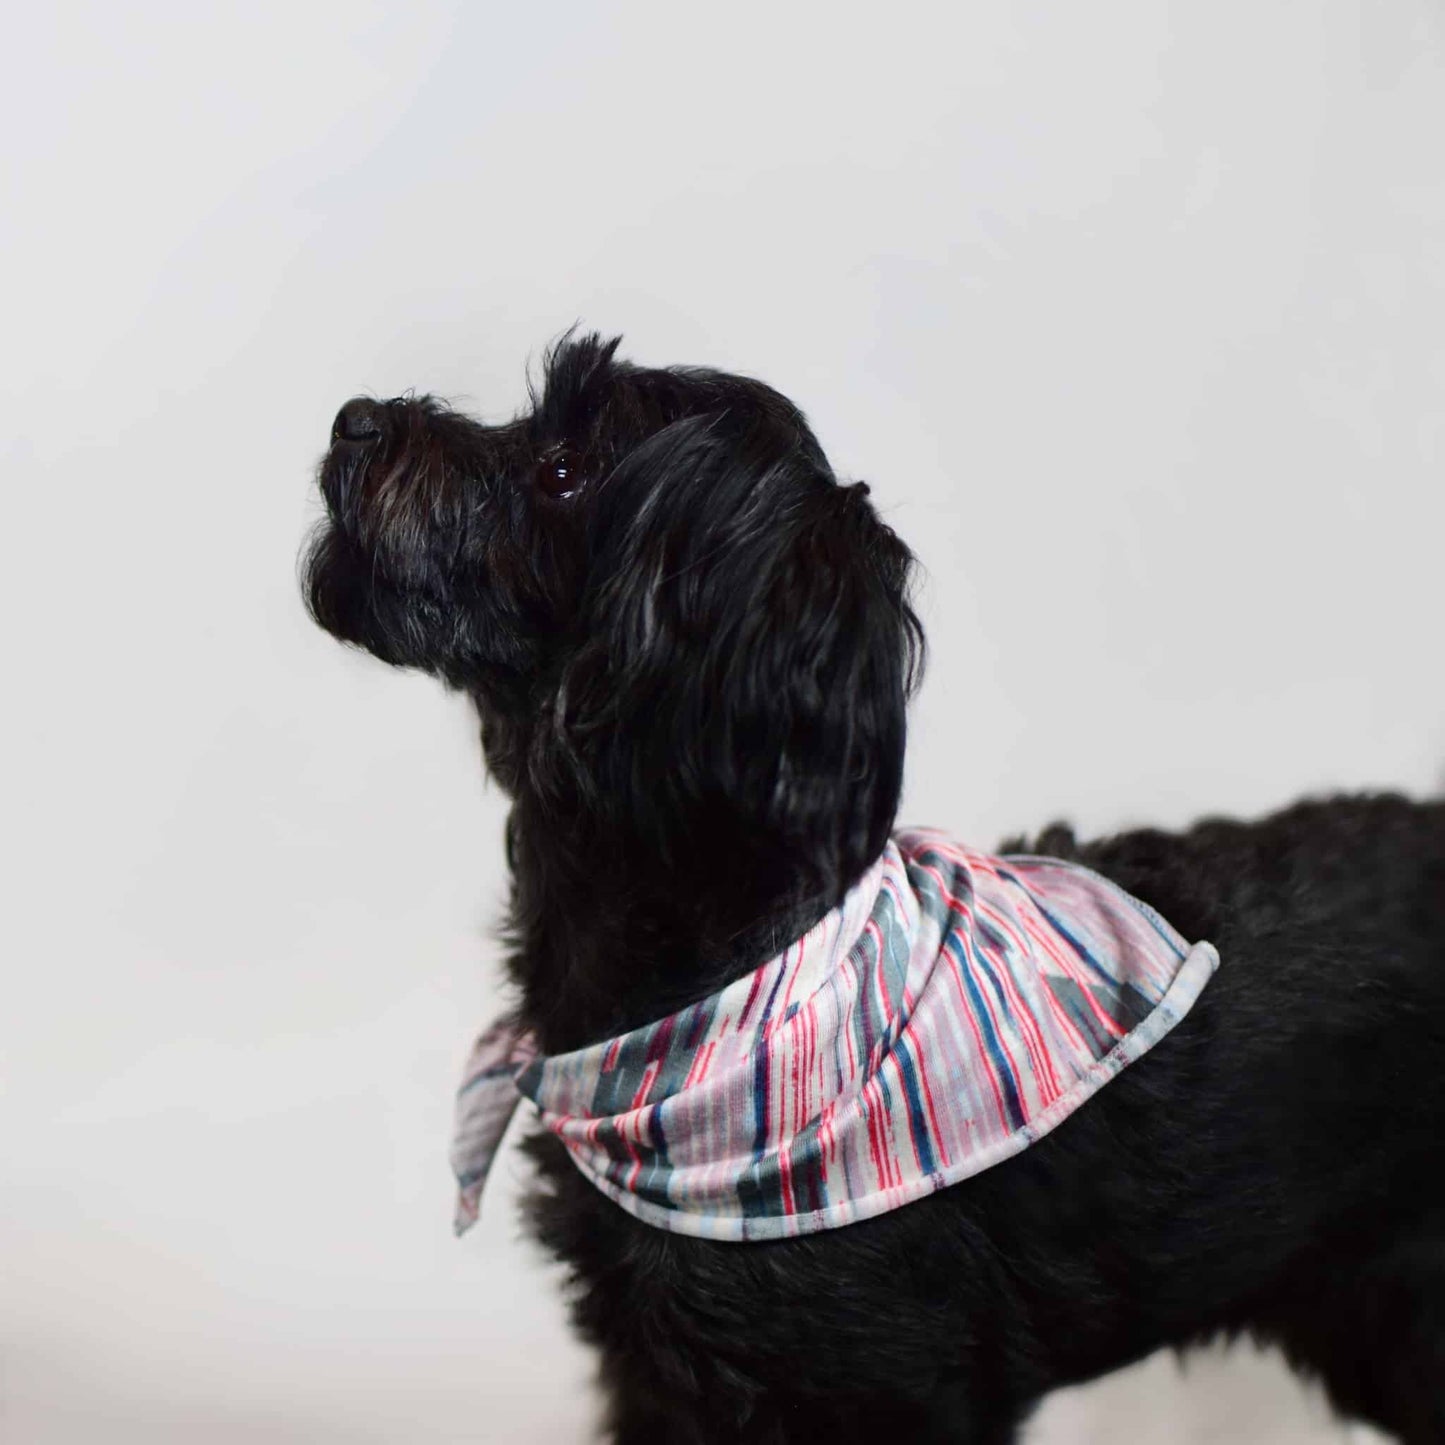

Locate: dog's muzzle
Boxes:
[331,397,389,446]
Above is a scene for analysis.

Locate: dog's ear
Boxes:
[542,411,923,898]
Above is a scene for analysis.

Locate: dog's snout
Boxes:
[331,398,388,445]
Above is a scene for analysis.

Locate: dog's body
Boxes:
[306,336,1445,1443]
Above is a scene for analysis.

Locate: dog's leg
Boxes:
[917,1383,1028,1445]
[606,1392,710,1445]
[1270,1231,1445,1444]
[604,1372,1024,1445]
[1347,1237,1445,1445]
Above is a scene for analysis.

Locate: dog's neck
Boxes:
[503,795,856,1054]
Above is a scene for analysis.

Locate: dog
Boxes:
[304,334,1445,1443]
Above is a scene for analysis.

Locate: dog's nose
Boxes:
[331,398,388,445]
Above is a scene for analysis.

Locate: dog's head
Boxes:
[305,334,922,908]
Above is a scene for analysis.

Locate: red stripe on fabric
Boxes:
[971,894,1066,1103]
[684,1038,716,1089]
[778,940,801,1013]
[939,927,1013,1136]
[865,918,899,1035]
[930,851,1066,1103]
[1022,908,1125,1040]
[912,1026,950,1169]
[886,1052,924,1182]
[1001,907,1096,1056]
[873,1075,903,1190]
[971,854,1109,1063]
[806,1001,819,1137]
[648,1013,677,1064]
[779,1126,796,1214]
[840,954,859,1080]
[959,930,1031,1121]
[917,861,1029,1126]
[738,968,767,1028]
[863,1077,887,1188]
[632,1060,660,1111]
[969,856,1125,1042]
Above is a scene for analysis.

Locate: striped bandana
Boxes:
[451,829,1218,1242]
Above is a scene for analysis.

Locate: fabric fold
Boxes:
[452,829,1218,1242]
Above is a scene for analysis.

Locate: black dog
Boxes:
[304,335,1445,1443]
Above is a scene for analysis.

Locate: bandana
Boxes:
[451,829,1218,1242]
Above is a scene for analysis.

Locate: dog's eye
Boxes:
[535,448,584,500]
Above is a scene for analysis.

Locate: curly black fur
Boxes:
[304,335,1445,1443]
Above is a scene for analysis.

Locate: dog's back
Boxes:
[518,793,1445,1443]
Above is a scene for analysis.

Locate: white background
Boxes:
[4,3,1443,1441]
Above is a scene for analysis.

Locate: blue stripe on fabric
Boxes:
[1020,891,1121,990]
[944,932,1027,1131]
[1121,895,1189,961]
[747,966,790,1193]
[893,1036,938,1176]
